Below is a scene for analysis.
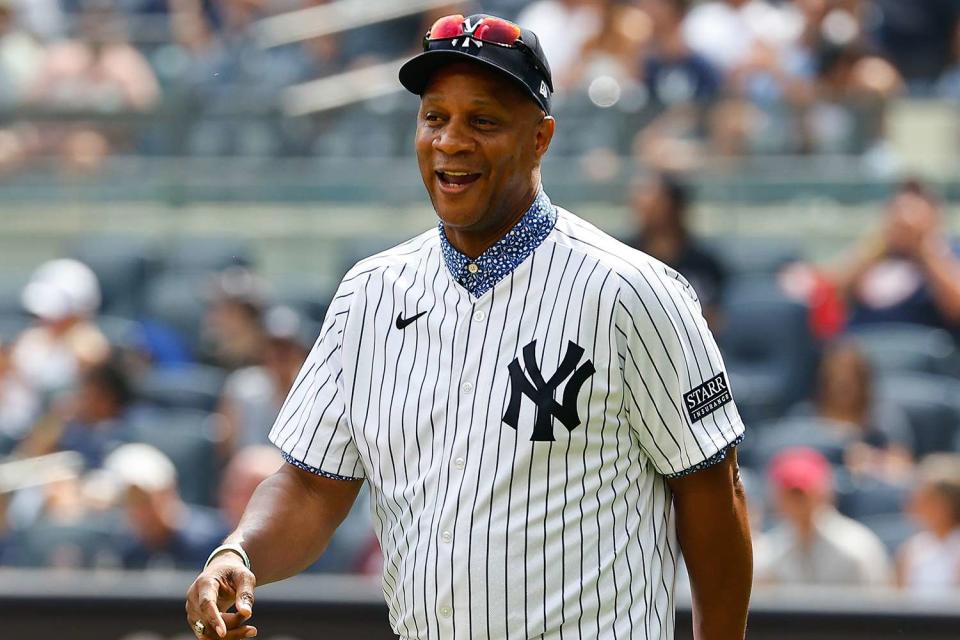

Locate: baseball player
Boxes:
[186,13,752,640]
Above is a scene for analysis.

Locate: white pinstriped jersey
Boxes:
[269,192,745,639]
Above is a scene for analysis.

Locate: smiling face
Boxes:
[415,62,554,257]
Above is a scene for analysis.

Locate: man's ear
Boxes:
[535,115,556,159]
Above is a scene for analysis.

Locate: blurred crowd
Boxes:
[0,168,959,596]
[0,0,958,172]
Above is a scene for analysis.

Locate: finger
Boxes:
[232,571,256,619]
[221,613,253,630]
[222,625,257,639]
[196,579,228,638]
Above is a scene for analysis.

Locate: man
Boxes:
[754,447,892,586]
[107,443,223,570]
[626,172,728,329]
[185,13,751,640]
[833,178,960,336]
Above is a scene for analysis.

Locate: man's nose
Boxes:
[434,119,475,155]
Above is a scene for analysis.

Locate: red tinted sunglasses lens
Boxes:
[429,14,465,39]
[473,18,521,45]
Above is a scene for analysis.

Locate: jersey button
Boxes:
[467,263,479,274]
[472,310,486,322]
[454,457,465,470]
[439,605,452,618]
[441,530,452,543]
[461,381,474,394]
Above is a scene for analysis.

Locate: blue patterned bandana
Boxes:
[438,190,557,298]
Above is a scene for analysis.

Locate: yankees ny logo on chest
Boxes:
[502,340,596,441]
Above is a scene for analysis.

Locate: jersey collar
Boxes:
[438,190,557,298]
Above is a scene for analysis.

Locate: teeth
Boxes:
[443,171,472,176]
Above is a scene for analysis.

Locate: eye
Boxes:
[473,116,497,128]
[422,112,443,124]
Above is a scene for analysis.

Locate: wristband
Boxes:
[205,543,251,571]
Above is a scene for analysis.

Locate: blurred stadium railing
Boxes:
[1,569,958,640]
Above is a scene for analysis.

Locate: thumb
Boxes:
[233,570,256,619]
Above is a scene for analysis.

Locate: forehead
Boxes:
[420,63,527,110]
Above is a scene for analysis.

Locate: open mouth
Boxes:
[436,170,482,193]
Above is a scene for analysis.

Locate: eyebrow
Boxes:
[421,95,506,110]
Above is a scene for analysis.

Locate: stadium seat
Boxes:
[859,512,918,554]
[67,235,159,318]
[97,314,145,353]
[740,417,850,470]
[273,282,334,326]
[0,313,29,343]
[0,272,30,318]
[8,514,121,569]
[136,364,227,412]
[876,373,960,458]
[719,278,818,423]
[847,323,960,377]
[163,237,254,274]
[124,408,221,506]
[708,236,803,278]
[141,272,210,357]
[834,473,909,519]
[336,236,411,281]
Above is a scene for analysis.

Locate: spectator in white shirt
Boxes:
[897,454,960,593]
[754,447,894,586]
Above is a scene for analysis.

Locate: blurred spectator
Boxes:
[754,447,893,586]
[218,444,282,530]
[640,0,721,107]
[682,0,802,75]
[898,454,960,592]
[167,0,303,155]
[159,0,228,91]
[25,1,160,172]
[566,1,649,89]
[28,2,160,110]
[833,179,960,334]
[0,492,10,563]
[0,1,44,107]
[18,359,134,470]
[105,443,222,570]
[199,267,267,370]
[871,0,960,91]
[8,0,64,42]
[806,41,902,157]
[218,306,310,455]
[12,259,109,398]
[626,172,728,327]
[517,0,603,90]
[0,338,39,448]
[791,340,914,479]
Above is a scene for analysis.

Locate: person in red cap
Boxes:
[754,447,892,586]
[186,12,752,640]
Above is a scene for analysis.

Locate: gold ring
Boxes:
[193,620,206,637]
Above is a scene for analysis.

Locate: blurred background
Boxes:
[0,0,959,638]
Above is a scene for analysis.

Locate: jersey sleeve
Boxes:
[268,278,365,481]
[614,262,744,478]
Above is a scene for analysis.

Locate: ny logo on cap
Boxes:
[502,340,596,442]
[451,17,483,49]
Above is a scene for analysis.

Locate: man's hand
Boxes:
[181,463,363,638]
[185,553,257,639]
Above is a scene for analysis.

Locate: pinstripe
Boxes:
[267,208,745,640]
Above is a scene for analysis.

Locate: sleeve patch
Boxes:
[683,372,732,423]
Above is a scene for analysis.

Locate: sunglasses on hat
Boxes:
[423,14,550,83]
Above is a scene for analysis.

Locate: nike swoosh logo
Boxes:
[395,311,427,330]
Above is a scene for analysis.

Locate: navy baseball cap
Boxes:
[399,13,554,114]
